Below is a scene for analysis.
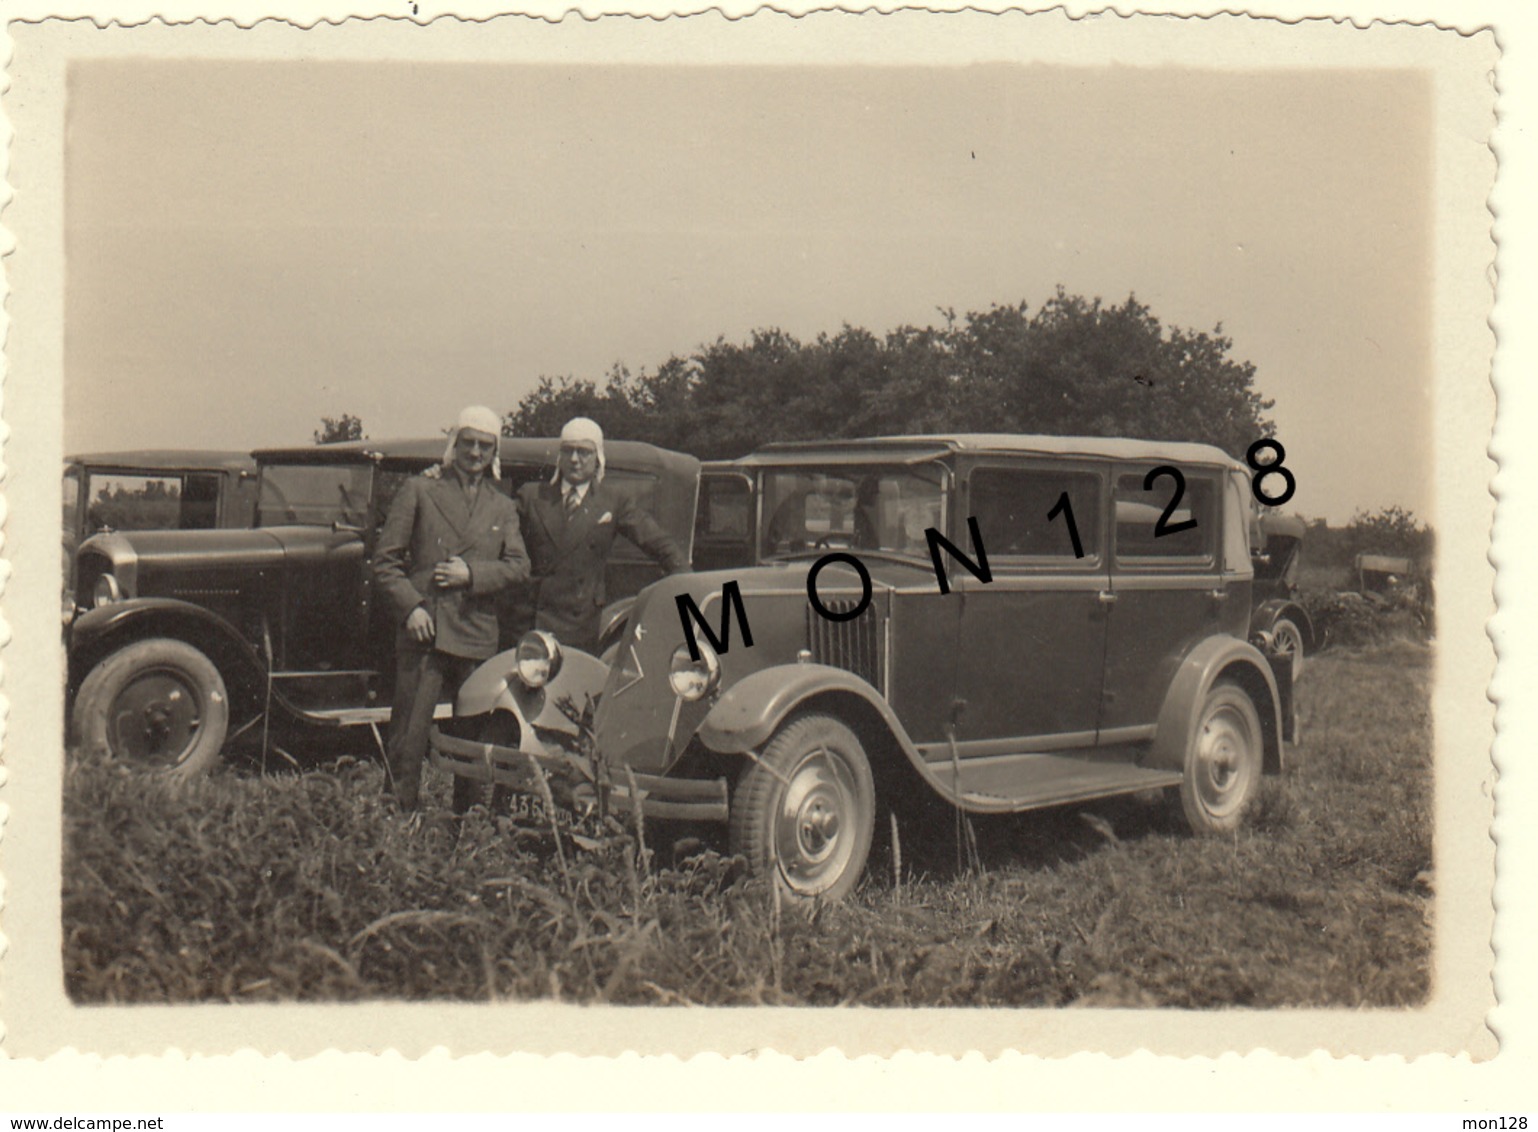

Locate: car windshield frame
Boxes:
[257,460,375,529]
[755,458,950,562]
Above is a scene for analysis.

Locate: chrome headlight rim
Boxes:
[668,639,722,702]
[92,573,123,609]
[514,629,563,689]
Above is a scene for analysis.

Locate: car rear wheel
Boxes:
[72,638,229,778]
[729,713,875,902]
[1270,617,1306,679]
[1177,681,1263,835]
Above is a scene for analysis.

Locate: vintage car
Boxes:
[67,437,700,775]
[431,434,1297,901]
[1249,512,1313,675]
[702,459,1317,679]
[63,450,258,623]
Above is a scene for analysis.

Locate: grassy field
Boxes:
[62,641,1432,1007]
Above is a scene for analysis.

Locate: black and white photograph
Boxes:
[0,1,1519,1097]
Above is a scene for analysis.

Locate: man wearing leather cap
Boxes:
[515,416,687,652]
[375,405,529,811]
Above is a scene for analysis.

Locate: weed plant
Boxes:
[64,644,1432,1007]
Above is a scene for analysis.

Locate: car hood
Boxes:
[79,524,357,571]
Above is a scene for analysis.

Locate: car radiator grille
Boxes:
[806,601,884,690]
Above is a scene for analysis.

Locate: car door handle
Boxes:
[1209,588,1229,601]
[1097,590,1118,605]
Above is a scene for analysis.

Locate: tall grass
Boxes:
[63,643,1432,1007]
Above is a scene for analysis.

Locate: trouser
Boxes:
[385,648,476,812]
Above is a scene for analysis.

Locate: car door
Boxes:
[949,460,1111,751]
[1099,462,1227,736]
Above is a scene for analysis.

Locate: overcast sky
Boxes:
[65,61,1431,523]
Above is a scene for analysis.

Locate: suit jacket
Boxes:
[374,471,529,659]
[516,479,687,648]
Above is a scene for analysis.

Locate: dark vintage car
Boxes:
[1248,512,1313,675]
[63,450,259,622]
[431,434,1298,901]
[67,437,700,775]
[703,458,1317,678]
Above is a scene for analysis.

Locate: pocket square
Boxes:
[598,511,613,524]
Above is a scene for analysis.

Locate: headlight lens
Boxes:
[92,573,122,609]
[669,640,721,701]
[514,630,563,688]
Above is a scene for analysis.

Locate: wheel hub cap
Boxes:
[773,746,858,895]
[110,670,202,767]
[1195,707,1252,817]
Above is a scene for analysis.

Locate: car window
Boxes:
[969,467,1101,560]
[1115,470,1216,561]
[696,475,753,542]
[1226,471,1255,575]
[180,473,222,530]
[62,466,81,529]
[85,472,185,532]
[258,463,373,528]
[760,464,945,558]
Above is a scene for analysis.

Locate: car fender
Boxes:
[698,662,923,762]
[1146,634,1285,776]
[69,597,266,695]
[1252,599,1314,648]
[454,644,611,740]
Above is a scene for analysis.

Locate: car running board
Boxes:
[923,752,1183,814]
[304,702,454,727]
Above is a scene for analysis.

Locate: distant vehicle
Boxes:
[1249,512,1314,676]
[1355,552,1416,594]
[434,433,1298,902]
[63,450,258,624]
[66,437,700,776]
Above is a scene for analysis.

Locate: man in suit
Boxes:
[374,405,529,811]
[515,417,688,652]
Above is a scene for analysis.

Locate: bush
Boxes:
[1300,586,1430,649]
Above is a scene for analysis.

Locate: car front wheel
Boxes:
[729,713,876,902]
[1177,681,1263,835]
[72,638,229,777]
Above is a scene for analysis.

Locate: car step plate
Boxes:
[932,753,1182,813]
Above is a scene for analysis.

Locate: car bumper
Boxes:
[427,725,730,823]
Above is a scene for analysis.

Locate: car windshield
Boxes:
[258,462,372,528]
[758,463,946,559]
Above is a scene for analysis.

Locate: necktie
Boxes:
[564,489,581,518]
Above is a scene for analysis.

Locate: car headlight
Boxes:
[669,640,721,702]
[92,573,122,609]
[514,630,563,688]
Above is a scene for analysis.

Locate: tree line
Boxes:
[320,291,1275,457]
[501,291,1276,460]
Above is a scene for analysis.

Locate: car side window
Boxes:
[696,475,752,542]
[85,472,184,532]
[1114,470,1216,562]
[180,473,221,530]
[968,467,1102,560]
